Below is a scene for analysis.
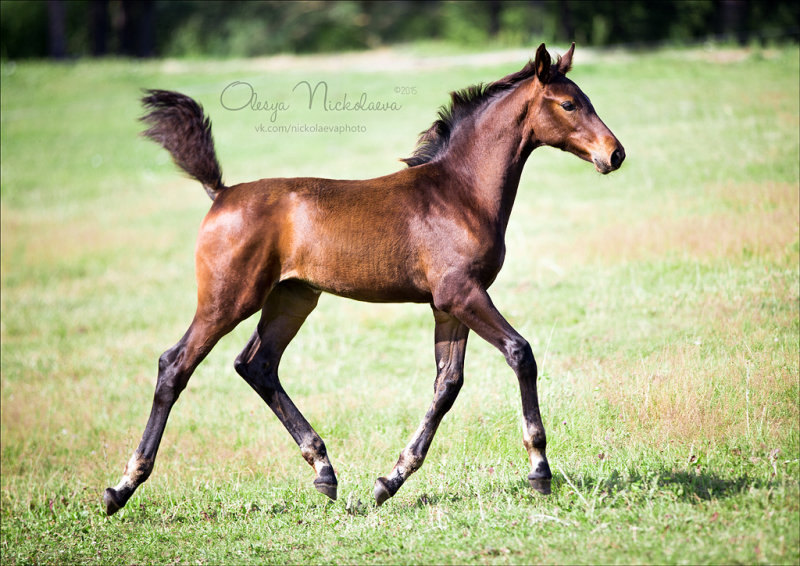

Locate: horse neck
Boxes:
[438,82,536,231]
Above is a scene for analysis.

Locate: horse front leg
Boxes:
[436,283,552,494]
[374,308,469,505]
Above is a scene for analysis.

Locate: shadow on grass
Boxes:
[514,466,781,505]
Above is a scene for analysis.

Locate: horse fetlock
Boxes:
[397,449,425,475]
[300,436,328,466]
[374,455,417,506]
[523,430,546,451]
[103,452,153,514]
[119,452,154,486]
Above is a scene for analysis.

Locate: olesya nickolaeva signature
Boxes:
[220,80,404,122]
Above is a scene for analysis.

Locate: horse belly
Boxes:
[282,222,431,303]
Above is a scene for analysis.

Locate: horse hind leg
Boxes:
[374,308,469,505]
[234,280,338,500]
[103,244,273,514]
[103,304,254,515]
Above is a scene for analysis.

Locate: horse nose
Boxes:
[610,146,625,170]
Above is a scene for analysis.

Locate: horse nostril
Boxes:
[610,148,625,169]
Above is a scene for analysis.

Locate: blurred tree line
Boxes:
[2,0,798,59]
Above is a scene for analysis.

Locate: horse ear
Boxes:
[557,43,575,75]
[534,43,551,84]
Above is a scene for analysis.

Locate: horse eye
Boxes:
[560,101,576,112]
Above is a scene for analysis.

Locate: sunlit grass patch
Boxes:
[585,181,799,263]
[518,180,799,268]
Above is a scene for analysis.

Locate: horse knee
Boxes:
[433,369,463,415]
[437,371,463,397]
[158,346,180,373]
[153,373,183,406]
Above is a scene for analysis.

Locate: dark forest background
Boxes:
[2,0,798,59]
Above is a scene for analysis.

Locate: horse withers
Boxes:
[104,43,624,515]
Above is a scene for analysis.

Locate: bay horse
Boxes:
[104,43,624,515]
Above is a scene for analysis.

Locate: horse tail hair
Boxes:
[140,89,226,201]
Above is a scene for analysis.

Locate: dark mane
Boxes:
[401,59,537,167]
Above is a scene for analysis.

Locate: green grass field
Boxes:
[1,44,798,564]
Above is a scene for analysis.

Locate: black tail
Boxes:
[141,89,226,201]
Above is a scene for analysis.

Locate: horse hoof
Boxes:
[373,477,392,506]
[103,488,123,516]
[528,476,552,495]
[313,480,338,501]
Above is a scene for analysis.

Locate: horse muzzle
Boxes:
[593,144,625,174]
